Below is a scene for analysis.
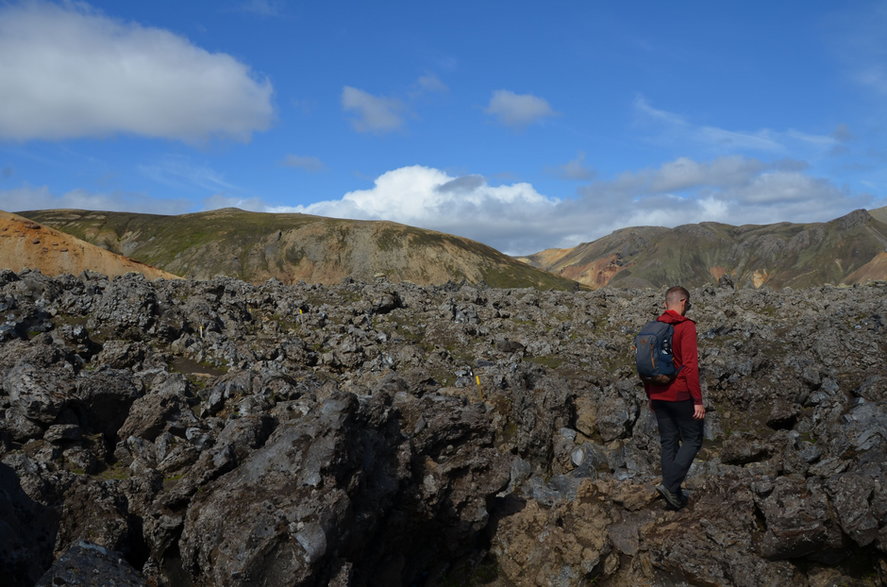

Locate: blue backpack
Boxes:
[634,320,681,385]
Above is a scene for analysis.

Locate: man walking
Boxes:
[645,286,705,510]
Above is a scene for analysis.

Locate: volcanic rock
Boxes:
[0,270,884,585]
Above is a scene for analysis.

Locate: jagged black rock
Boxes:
[0,269,884,585]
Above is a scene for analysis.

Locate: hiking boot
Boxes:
[656,484,684,510]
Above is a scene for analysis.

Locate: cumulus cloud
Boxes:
[342,86,405,133]
[485,90,557,128]
[634,96,837,155]
[270,165,559,253]
[0,1,273,142]
[281,154,325,172]
[267,157,874,255]
[1,185,191,214]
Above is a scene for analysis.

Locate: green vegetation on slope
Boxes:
[19,208,580,290]
[524,209,887,289]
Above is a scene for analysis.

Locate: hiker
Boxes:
[645,286,704,510]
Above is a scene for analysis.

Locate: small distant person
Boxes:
[645,286,705,510]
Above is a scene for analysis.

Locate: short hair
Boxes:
[666,286,690,305]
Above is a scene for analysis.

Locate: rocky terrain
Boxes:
[0,270,884,586]
[520,208,887,289]
[0,211,178,281]
[16,208,578,290]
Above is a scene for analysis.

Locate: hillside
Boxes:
[18,208,579,290]
[0,210,177,280]
[870,204,887,224]
[519,209,887,289]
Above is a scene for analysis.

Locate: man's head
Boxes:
[665,286,691,315]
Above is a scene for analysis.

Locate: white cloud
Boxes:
[271,165,560,253]
[577,156,870,234]
[414,74,448,94]
[0,185,191,214]
[281,154,325,172]
[0,1,273,142]
[634,96,836,155]
[729,171,843,205]
[341,86,405,133]
[485,90,557,128]
[268,158,874,255]
[343,74,447,132]
[550,152,596,181]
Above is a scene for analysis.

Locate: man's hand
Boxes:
[693,404,705,419]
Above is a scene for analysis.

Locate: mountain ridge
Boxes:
[518,208,887,289]
[18,207,579,290]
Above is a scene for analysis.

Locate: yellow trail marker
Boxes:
[475,375,481,386]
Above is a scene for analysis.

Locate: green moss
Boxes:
[285,247,306,265]
[438,554,500,585]
[162,473,186,489]
[52,315,89,327]
[375,228,402,251]
[500,421,519,444]
[93,464,130,480]
[528,355,565,369]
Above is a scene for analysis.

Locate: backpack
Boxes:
[634,320,681,385]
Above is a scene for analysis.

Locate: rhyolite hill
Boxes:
[17,208,579,290]
[519,208,887,289]
[0,211,177,281]
[1,270,885,585]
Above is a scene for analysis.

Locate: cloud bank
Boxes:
[0,1,273,142]
[274,157,874,255]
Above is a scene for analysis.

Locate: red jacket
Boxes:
[644,310,702,405]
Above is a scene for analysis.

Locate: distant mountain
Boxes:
[19,208,579,290]
[518,209,887,289]
[0,210,178,280]
[870,204,887,224]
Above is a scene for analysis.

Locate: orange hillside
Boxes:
[0,210,178,280]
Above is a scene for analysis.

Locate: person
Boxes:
[645,286,705,510]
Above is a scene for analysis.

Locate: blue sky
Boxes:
[1,0,886,254]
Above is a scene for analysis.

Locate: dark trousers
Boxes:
[652,399,704,494]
